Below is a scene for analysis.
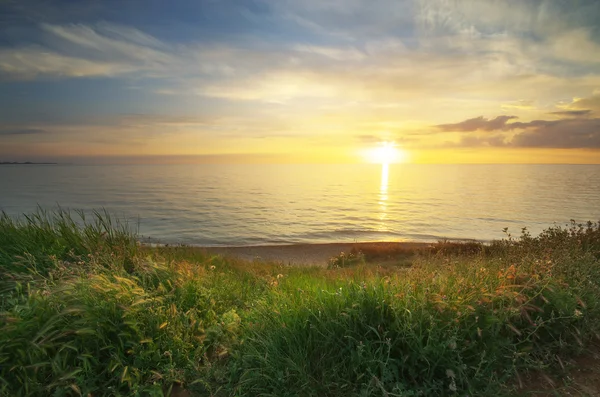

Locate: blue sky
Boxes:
[1,0,599,163]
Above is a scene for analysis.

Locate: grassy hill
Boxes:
[1,209,599,396]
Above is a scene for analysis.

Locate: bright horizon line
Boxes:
[3,149,600,165]
[4,157,599,166]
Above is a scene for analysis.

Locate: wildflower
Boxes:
[446,369,458,392]
[449,380,457,392]
[210,265,216,270]
[575,309,583,318]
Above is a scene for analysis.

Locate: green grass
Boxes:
[0,210,599,396]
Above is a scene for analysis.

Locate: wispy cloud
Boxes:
[0,47,135,80]
[549,110,592,117]
[1,22,237,80]
[501,100,536,111]
[0,128,48,135]
[437,116,518,132]
[0,23,167,79]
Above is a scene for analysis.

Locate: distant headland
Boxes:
[0,161,57,165]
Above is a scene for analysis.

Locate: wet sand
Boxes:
[203,241,432,266]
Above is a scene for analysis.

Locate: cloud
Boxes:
[438,114,600,149]
[0,22,238,80]
[456,134,508,148]
[436,116,517,132]
[112,114,216,128]
[568,94,600,112]
[0,23,169,79]
[501,100,536,110]
[293,45,365,61]
[1,22,341,82]
[264,0,416,41]
[0,128,48,135]
[39,23,171,64]
[549,28,600,65]
[549,110,592,117]
[0,47,134,79]
[509,118,600,148]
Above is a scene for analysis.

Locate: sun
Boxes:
[364,142,408,164]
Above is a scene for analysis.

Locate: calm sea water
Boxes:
[0,164,598,246]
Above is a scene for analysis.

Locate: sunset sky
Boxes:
[1,0,599,164]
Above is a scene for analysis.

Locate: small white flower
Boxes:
[449,379,457,392]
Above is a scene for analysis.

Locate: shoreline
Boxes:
[200,241,434,266]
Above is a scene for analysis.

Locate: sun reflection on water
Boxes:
[377,163,389,231]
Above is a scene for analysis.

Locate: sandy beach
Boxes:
[203,241,432,266]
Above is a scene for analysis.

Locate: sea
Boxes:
[0,164,598,246]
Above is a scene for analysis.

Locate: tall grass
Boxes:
[0,208,138,276]
[0,210,599,396]
[230,253,600,396]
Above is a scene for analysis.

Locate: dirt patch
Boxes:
[203,241,432,266]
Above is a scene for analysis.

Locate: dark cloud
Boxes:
[438,114,600,149]
[549,110,591,117]
[0,128,47,135]
[509,118,600,148]
[436,115,517,132]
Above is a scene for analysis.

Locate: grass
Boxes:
[0,210,599,396]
